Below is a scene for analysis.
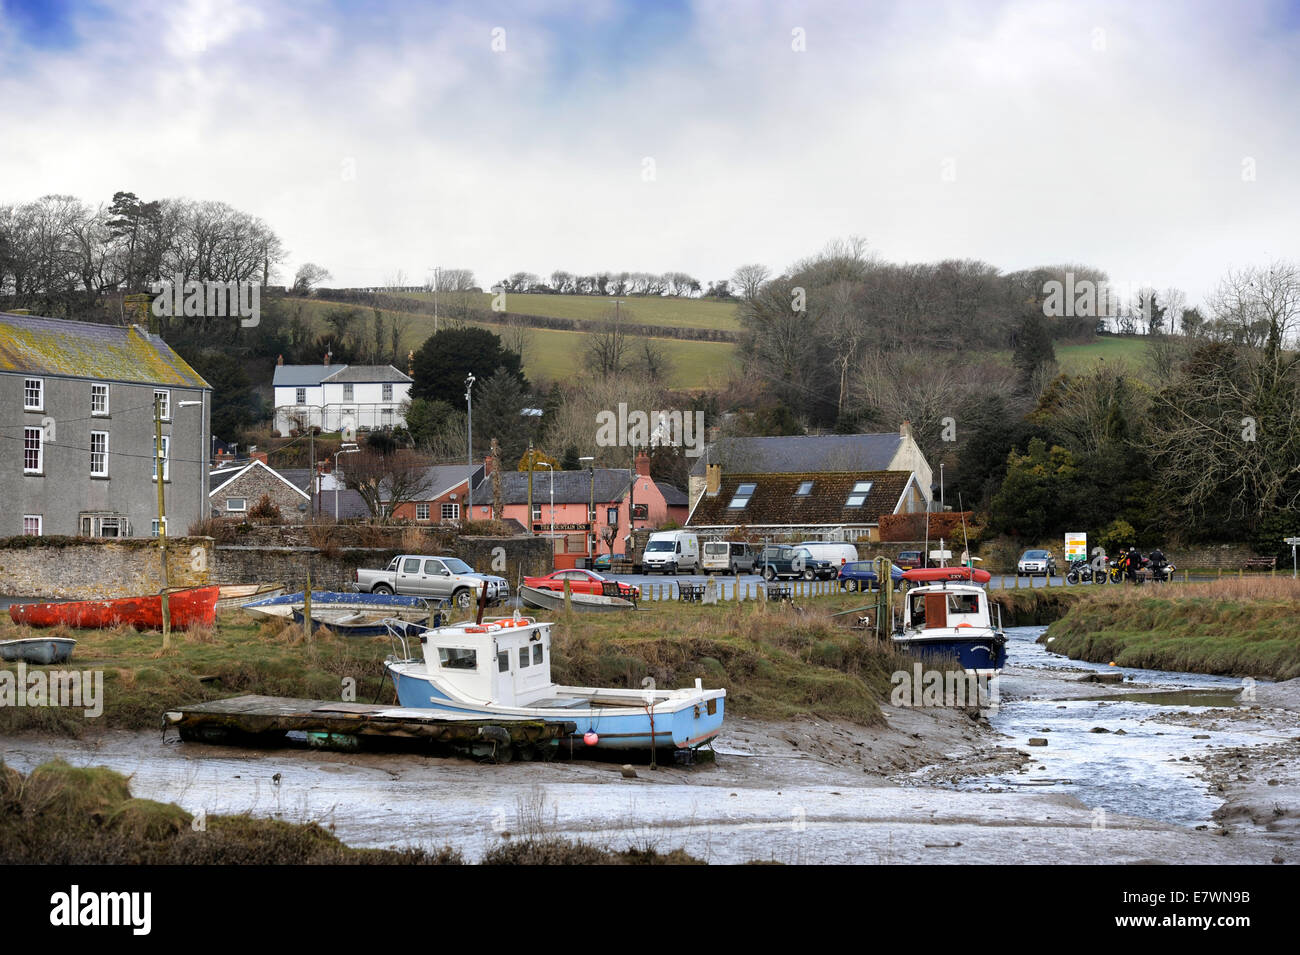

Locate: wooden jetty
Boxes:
[164,694,575,762]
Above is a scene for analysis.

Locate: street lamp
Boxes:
[335,444,360,520]
[579,456,594,563]
[465,373,476,514]
[538,461,554,569]
[156,397,203,649]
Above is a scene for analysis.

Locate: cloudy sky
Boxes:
[2,0,1297,304]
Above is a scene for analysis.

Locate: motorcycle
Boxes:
[1149,559,1176,583]
[1065,559,1101,585]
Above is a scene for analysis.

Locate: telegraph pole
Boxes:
[155,395,171,648]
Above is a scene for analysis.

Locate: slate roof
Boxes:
[686,470,911,527]
[656,481,689,507]
[689,433,903,477]
[322,364,412,383]
[272,364,335,388]
[0,313,209,388]
[470,469,635,505]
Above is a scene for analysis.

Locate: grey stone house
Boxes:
[1,313,211,538]
[209,459,310,519]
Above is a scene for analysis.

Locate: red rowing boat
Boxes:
[9,585,220,631]
[901,566,992,584]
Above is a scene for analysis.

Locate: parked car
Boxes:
[894,550,926,570]
[838,560,905,592]
[353,555,510,609]
[1017,549,1058,578]
[592,553,625,572]
[522,569,641,601]
[758,545,836,581]
[641,530,700,574]
[701,541,756,575]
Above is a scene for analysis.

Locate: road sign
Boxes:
[1285,537,1300,545]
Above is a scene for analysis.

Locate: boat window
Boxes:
[910,593,927,626]
[532,644,543,665]
[438,647,477,670]
[518,647,530,668]
[402,558,421,574]
[497,651,509,672]
[949,594,980,614]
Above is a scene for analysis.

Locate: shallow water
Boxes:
[952,626,1273,827]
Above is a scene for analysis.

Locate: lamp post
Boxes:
[465,373,476,514]
[335,444,360,520]
[156,397,203,649]
[538,462,554,570]
[579,456,594,563]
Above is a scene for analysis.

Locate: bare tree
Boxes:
[344,448,434,522]
[731,263,770,302]
[584,307,630,378]
[292,262,332,294]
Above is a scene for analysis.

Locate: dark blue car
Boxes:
[838,560,905,592]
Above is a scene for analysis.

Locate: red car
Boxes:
[522,569,641,601]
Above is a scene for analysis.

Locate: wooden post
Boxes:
[735,572,740,603]
[563,578,572,611]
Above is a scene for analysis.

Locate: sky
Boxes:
[1,0,1298,306]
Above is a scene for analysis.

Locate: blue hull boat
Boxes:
[242,591,437,619]
[894,570,1007,674]
[385,616,725,752]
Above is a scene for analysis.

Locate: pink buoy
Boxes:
[583,731,599,746]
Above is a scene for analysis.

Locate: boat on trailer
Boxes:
[384,615,725,751]
[894,566,1007,673]
[241,591,438,619]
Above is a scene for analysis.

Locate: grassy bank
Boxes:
[1042,578,1300,680]
[0,759,701,864]
[0,598,920,735]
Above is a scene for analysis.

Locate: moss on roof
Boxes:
[0,314,209,388]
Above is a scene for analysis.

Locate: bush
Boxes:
[248,494,283,523]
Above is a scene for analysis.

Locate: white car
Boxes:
[1017,549,1057,578]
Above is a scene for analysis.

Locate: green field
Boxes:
[1055,336,1153,373]
[302,298,738,389]
[396,291,741,332]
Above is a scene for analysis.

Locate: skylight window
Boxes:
[728,482,757,508]
[846,480,873,506]
[795,481,814,496]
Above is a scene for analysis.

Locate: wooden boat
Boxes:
[518,584,635,613]
[386,616,725,751]
[291,606,433,637]
[8,585,220,632]
[215,583,284,612]
[0,637,76,665]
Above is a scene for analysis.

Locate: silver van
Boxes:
[701,541,755,574]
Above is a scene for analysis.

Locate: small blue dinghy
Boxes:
[0,637,76,665]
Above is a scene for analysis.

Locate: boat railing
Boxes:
[384,619,430,662]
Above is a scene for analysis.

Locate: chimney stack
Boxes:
[900,420,912,439]
[635,450,651,477]
[251,450,269,465]
[705,463,722,496]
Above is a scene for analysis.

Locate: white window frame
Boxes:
[342,383,354,401]
[154,389,171,420]
[532,505,542,522]
[441,503,460,521]
[90,430,109,477]
[152,435,170,482]
[91,383,109,416]
[296,387,307,404]
[152,518,167,536]
[382,383,393,401]
[23,515,42,536]
[24,378,43,411]
[227,498,247,513]
[416,503,430,521]
[23,427,42,474]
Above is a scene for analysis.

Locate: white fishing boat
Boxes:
[384,615,725,751]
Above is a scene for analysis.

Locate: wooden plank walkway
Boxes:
[165,695,574,758]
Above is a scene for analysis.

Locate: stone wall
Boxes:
[210,535,554,590]
[0,536,212,599]
[209,465,307,519]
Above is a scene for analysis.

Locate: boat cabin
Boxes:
[416,617,554,707]
[903,584,993,631]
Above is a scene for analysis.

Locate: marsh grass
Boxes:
[1044,578,1300,679]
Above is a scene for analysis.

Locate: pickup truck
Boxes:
[758,545,836,581]
[353,555,510,609]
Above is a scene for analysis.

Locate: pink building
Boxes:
[471,452,674,569]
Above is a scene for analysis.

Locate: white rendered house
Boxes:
[273,363,413,436]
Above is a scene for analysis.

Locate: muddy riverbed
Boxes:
[2,627,1296,864]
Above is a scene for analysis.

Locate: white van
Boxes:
[641,531,700,575]
[797,541,859,568]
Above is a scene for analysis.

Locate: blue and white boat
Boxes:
[894,568,1007,673]
[241,591,439,620]
[291,606,435,637]
[384,615,726,752]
